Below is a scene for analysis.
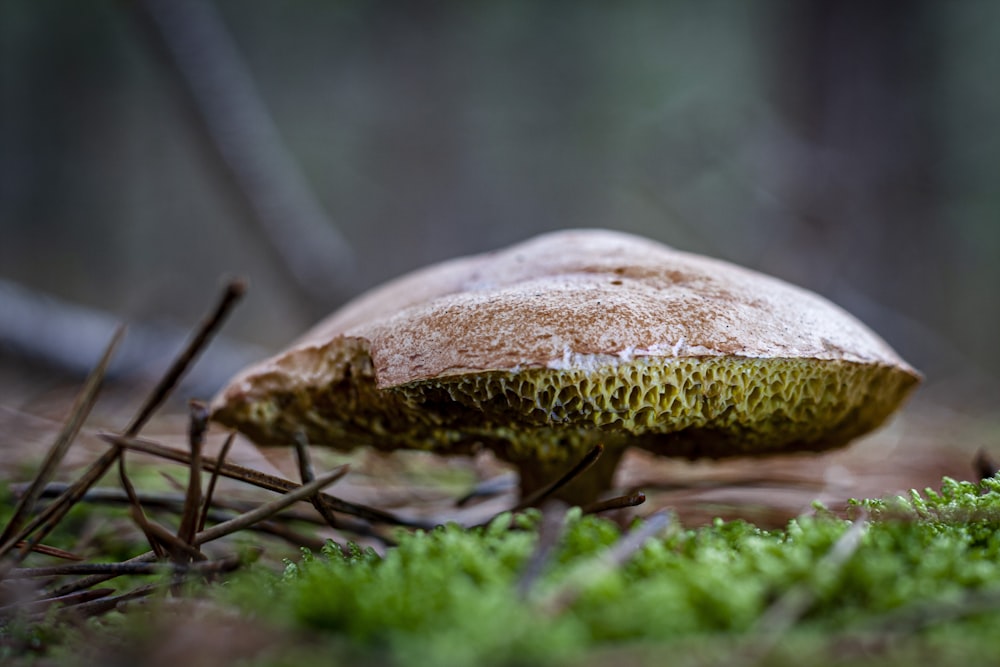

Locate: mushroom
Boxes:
[210,229,920,504]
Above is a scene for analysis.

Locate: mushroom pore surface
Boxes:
[211,229,920,500]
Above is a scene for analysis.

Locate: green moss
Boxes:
[219,476,1000,666]
[7,475,1000,665]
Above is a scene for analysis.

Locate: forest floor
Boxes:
[2,359,998,666]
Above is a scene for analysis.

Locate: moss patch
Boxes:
[218,476,1000,667]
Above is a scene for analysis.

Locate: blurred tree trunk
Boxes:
[768,1,950,377]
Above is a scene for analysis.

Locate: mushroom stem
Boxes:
[513,445,627,507]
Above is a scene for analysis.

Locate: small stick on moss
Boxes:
[582,492,646,515]
[177,401,209,547]
[974,448,999,481]
[13,483,330,551]
[198,432,235,532]
[139,516,206,563]
[0,326,124,562]
[123,278,245,437]
[5,281,245,570]
[9,448,122,568]
[17,483,327,527]
[12,542,85,561]
[43,471,345,598]
[51,582,161,620]
[864,586,1000,638]
[9,551,249,580]
[193,465,349,546]
[516,501,569,599]
[536,511,671,614]
[293,432,344,533]
[0,588,115,619]
[45,552,161,598]
[103,433,427,528]
[157,470,187,494]
[111,281,245,557]
[247,521,328,551]
[454,474,517,507]
[730,511,869,667]
[292,432,317,484]
[512,444,605,512]
[119,455,168,559]
[105,432,295,489]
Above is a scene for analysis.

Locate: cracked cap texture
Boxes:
[211,229,920,468]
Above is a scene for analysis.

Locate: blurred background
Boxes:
[1,0,998,491]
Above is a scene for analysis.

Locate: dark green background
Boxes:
[2,1,997,409]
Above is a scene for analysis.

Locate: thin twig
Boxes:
[0,588,115,619]
[8,554,248,579]
[177,401,208,547]
[198,432,235,532]
[14,483,331,551]
[0,326,124,558]
[974,448,999,481]
[104,433,427,528]
[454,474,518,507]
[119,454,168,559]
[582,492,646,515]
[245,520,327,552]
[535,511,672,614]
[124,278,245,437]
[9,447,122,569]
[294,433,344,532]
[863,587,1000,636]
[12,542,84,561]
[45,552,160,599]
[516,502,569,599]
[193,465,349,546]
[293,432,317,484]
[157,470,187,494]
[52,583,161,620]
[5,281,246,569]
[139,516,206,563]
[116,277,242,559]
[513,444,605,513]
[43,472,346,599]
[729,512,869,667]
[106,432,301,491]
[14,483,326,526]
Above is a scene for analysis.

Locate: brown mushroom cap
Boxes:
[211,229,920,500]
